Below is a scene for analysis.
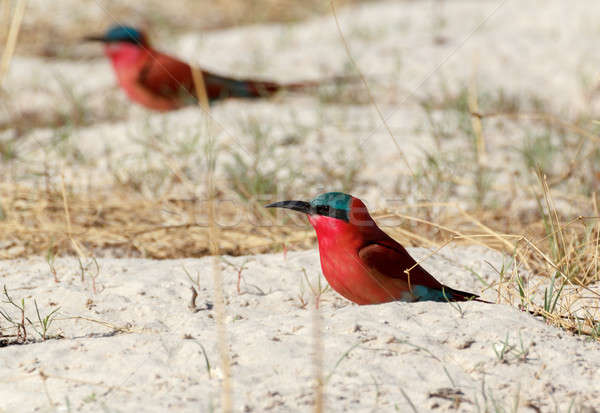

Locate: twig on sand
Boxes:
[188,286,198,311]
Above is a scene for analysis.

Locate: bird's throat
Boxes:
[105,42,146,66]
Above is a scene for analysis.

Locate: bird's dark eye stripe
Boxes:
[314,205,329,215]
[313,205,349,222]
[121,36,141,44]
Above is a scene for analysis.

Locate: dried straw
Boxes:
[0,0,26,88]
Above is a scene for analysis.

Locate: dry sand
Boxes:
[1,247,599,412]
[2,0,600,411]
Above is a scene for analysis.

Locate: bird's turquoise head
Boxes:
[84,25,148,46]
[266,192,374,227]
[309,192,352,221]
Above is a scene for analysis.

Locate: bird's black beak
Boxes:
[82,35,108,43]
[265,200,312,214]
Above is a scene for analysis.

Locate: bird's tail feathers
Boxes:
[442,286,492,303]
[282,74,363,91]
[220,74,363,98]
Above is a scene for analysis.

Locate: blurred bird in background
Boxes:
[85,25,345,111]
[267,192,485,305]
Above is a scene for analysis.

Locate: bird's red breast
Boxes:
[104,43,194,111]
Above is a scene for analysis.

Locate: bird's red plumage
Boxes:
[136,51,196,104]
[102,41,299,111]
[307,196,478,304]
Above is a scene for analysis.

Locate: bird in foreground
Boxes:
[267,192,483,305]
[85,25,335,111]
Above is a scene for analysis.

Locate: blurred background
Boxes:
[9,0,370,56]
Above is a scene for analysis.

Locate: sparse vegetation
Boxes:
[2,1,600,411]
[298,267,331,309]
[492,331,530,364]
[225,116,285,201]
[0,285,61,344]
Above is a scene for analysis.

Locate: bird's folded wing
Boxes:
[357,242,444,289]
[202,71,280,99]
[138,52,195,100]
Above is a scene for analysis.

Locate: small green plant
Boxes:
[399,388,419,413]
[514,332,530,362]
[0,285,27,341]
[31,300,60,341]
[543,271,565,314]
[492,332,530,364]
[76,256,101,294]
[83,393,97,403]
[325,341,361,384]
[0,285,60,342]
[493,332,512,362]
[182,264,200,289]
[514,273,527,309]
[193,340,212,379]
[441,286,468,317]
[474,380,521,413]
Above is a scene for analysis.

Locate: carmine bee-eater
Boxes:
[267,192,482,305]
[84,25,329,111]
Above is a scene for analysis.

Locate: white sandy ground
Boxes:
[0,246,599,412]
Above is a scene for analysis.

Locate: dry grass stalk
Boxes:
[35,371,133,393]
[191,65,210,112]
[212,252,232,412]
[467,69,486,163]
[312,297,324,413]
[60,315,140,334]
[0,0,11,42]
[0,0,26,88]
[206,132,233,412]
[60,173,87,262]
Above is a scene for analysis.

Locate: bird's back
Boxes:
[136,50,196,108]
[106,44,194,111]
